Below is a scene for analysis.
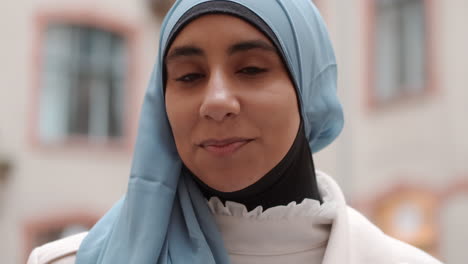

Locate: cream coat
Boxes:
[27,173,443,264]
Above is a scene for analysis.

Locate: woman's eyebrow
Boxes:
[166,45,204,62]
[228,40,277,55]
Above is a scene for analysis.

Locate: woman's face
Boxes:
[165,15,300,192]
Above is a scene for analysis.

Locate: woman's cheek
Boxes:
[166,99,187,141]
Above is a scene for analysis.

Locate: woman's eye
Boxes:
[237,66,268,75]
[175,73,204,83]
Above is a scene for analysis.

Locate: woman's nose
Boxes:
[199,73,240,122]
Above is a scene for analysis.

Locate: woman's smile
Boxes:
[199,137,255,157]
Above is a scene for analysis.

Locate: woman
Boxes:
[28,0,443,263]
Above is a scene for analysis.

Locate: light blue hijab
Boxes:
[76,0,343,263]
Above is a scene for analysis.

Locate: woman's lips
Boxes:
[199,138,253,156]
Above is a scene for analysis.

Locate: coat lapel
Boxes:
[319,172,351,264]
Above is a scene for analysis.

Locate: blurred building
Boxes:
[315,0,468,262]
[0,0,467,263]
[1,0,161,263]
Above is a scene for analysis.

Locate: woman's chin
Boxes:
[194,164,265,192]
[204,176,257,192]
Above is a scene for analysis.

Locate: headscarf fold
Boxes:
[76,0,343,263]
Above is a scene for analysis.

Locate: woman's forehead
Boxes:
[167,14,273,52]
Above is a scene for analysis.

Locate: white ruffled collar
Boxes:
[206,171,338,256]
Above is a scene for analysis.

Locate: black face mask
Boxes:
[168,1,322,211]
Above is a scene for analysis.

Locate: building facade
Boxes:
[0,0,467,263]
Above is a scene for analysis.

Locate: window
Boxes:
[374,0,426,103]
[24,213,98,261]
[39,24,127,144]
[31,224,89,248]
[372,187,438,256]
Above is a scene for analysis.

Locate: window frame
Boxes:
[352,181,442,258]
[23,211,99,263]
[30,10,138,151]
[364,0,437,109]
